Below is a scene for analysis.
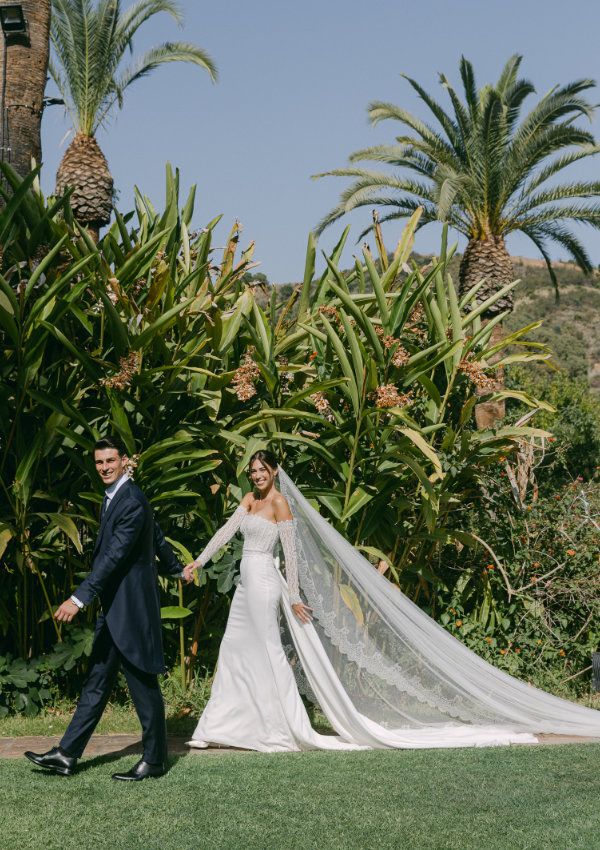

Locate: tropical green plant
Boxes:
[0,162,554,712]
[247,211,553,594]
[0,162,255,669]
[315,55,600,314]
[50,0,217,235]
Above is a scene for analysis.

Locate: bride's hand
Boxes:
[292,602,313,624]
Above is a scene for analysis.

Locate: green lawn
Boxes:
[0,703,196,737]
[2,744,600,850]
[0,702,331,738]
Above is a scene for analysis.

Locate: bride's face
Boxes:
[249,460,277,494]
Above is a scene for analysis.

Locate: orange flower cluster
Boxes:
[318,305,339,320]
[310,391,335,422]
[124,453,141,478]
[101,352,139,390]
[232,351,260,401]
[374,326,397,349]
[278,358,294,395]
[370,385,413,409]
[391,345,410,368]
[458,356,497,391]
[405,304,428,341]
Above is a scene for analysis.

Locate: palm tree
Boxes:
[315,55,600,316]
[0,1,51,178]
[50,0,217,238]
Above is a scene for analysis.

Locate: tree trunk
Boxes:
[0,1,51,178]
[55,133,114,234]
[458,235,515,315]
[459,236,515,429]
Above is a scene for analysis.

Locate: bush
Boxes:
[0,625,95,716]
[507,367,600,482]
[435,476,600,696]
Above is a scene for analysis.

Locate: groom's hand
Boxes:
[54,599,80,623]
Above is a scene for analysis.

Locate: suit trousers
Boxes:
[60,620,167,764]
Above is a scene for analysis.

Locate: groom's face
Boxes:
[94,448,128,487]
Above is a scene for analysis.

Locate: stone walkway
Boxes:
[2,732,600,760]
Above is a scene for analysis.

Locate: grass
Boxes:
[2,744,600,849]
[0,703,196,737]
[0,701,332,738]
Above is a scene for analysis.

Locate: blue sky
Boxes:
[41,0,600,283]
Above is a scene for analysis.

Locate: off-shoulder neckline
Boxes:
[242,510,277,528]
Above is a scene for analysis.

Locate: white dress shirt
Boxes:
[70,474,131,609]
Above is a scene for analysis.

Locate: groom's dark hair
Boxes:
[94,435,129,457]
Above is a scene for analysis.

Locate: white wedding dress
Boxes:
[187,469,600,753]
[188,507,363,751]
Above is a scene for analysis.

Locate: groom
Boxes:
[24,436,188,781]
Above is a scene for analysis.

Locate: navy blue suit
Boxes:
[60,479,182,764]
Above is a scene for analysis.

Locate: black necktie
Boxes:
[101,494,109,519]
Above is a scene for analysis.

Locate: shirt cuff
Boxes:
[70,595,85,610]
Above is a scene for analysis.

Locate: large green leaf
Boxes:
[160,606,192,619]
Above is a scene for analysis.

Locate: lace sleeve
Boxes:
[194,505,247,567]
[277,520,301,605]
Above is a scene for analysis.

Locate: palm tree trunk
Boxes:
[0,1,51,178]
[55,133,113,235]
[459,235,515,429]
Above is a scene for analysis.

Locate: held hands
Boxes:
[183,562,199,583]
[292,602,313,624]
[54,599,80,624]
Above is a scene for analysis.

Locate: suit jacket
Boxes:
[74,479,182,674]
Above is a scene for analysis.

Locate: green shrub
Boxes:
[436,476,600,696]
[507,367,600,482]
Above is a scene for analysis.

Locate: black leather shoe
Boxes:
[112,759,167,781]
[24,746,77,776]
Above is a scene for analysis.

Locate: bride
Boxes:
[184,450,600,752]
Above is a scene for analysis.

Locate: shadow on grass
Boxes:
[25,746,187,778]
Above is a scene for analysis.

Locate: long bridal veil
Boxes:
[278,469,600,744]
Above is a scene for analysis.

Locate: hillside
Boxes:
[489,258,600,388]
[270,255,600,389]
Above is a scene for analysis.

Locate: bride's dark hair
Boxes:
[247,449,278,474]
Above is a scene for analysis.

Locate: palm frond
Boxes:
[400,74,462,155]
[521,145,600,195]
[527,221,594,274]
[514,181,600,217]
[516,204,600,228]
[49,0,217,135]
[459,55,479,120]
[116,42,217,93]
[368,102,461,170]
[495,54,523,97]
[519,225,559,297]
[347,145,437,176]
[118,0,183,41]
